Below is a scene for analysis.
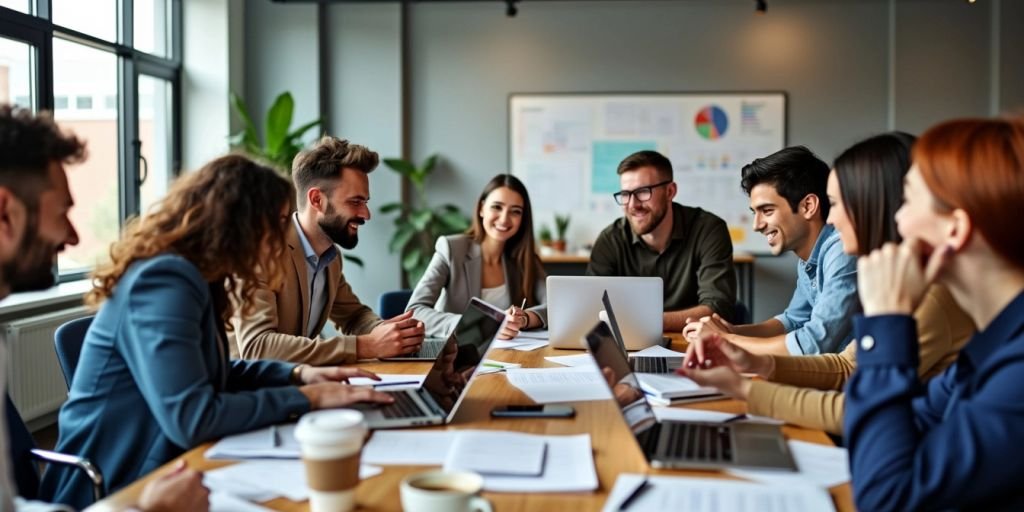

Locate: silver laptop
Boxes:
[585,321,796,471]
[356,298,505,429]
[379,336,448,361]
[601,290,680,374]
[547,276,663,350]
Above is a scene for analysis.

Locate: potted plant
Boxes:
[553,214,570,252]
[538,224,553,247]
[379,155,471,286]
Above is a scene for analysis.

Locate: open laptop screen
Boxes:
[585,321,658,440]
[420,298,505,419]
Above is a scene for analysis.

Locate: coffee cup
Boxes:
[293,409,367,512]
[400,470,492,512]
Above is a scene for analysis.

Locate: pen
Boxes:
[482,362,507,368]
[618,476,651,510]
[723,413,747,423]
[372,380,420,388]
[270,424,279,448]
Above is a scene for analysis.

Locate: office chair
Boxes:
[5,394,104,503]
[53,316,94,390]
[378,290,413,320]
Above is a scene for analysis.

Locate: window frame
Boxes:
[0,0,183,282]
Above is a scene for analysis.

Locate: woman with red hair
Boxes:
[846,117,1024,510]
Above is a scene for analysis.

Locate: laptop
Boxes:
[380,336,448,362]
[356,298,506,429]
[547,276,664,350]
[584,321,796,471]
[601,290,680,374]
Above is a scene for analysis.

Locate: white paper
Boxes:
[636,373,721,399]
[210,491,275,512]
[205,424,300,459]
[474,434,597,493]
[205,461,383,502]
[504,367,612,403]
[510,330,549,340]
[444,430,546,476]
[631,345,686,358]
[728,440,850,489]
[652,407,784,425]
[476,358,522,375]
[348,374,426,389]
[491,339,550,351]
[543,354,596,368]
[362,430,456,465]
[602,474,834,512]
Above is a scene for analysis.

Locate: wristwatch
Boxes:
[290,364,306,385]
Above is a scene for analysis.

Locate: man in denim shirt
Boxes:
[685,146,858,355]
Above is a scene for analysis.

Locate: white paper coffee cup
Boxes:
[294,409,367,512]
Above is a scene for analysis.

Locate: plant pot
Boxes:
[552,240,567,252]
[540,239,553,248]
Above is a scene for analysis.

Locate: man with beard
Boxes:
[229,136,424,365]
[587,150,736,332]
[0,105,209,511]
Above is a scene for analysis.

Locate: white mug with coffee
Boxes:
[400,470,493,512]
[294,409,367,512]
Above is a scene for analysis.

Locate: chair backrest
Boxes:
[5,393,41,500]
[53,316,94,390]
[734,301,752,325]
[378,290,413,320]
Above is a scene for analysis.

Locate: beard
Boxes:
[6,214,59,293]
[318,202,364,250]
[626,202,669,236]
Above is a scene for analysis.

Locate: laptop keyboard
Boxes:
[630,357,669,374]
[413,340,444,359]
[379,392,426,419]
[664,423,734,463]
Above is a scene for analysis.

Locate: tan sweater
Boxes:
[746,285,974,435]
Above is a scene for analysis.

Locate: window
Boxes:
[0,1,182,281]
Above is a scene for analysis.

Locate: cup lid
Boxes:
[294,409,367,444]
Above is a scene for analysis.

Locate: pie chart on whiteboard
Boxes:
[694,105,729,140]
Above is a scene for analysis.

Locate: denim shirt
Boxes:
[773,225,859,354]
[845,292,1024,511]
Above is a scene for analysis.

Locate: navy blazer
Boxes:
[41,254,310,508]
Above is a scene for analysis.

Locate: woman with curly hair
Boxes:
[41,154,393,508]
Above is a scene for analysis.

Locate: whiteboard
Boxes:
[509,93,787,254]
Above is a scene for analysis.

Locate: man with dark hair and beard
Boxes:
[0,105,210,511]
[587,150,737,332]
[229,136,424,365]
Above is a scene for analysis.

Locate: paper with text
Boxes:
[504,367,612,403]
[602,473,835,512]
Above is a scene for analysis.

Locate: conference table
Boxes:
[87,334,853,512]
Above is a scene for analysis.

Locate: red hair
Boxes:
[914,117,1024,269]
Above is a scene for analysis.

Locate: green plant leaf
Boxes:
[438,210,470,232]
[402,250,423,272]
[379,202,404,214]
[287,118,322,142]
[383,158,417,176]
[389,225,416,253]
[410,209,433,230]
[229,91,260,149]
[265,92,295,157]
[342,254,364,268]
[420,154,439,175]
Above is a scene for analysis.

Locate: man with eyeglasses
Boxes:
[587,150,737,332]
[228,136,425,366]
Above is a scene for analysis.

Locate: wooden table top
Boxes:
[87,335,852,512]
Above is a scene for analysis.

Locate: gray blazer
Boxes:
[407,234,548,338]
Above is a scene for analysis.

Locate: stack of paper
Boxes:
[205,460,382,502]
[544,354,596,368]
[444,430,546,476]
[491,330,550,351]
[504,367,612,403]
[206,424,300,459]
[362,429,597,493]
[602,473,835,512]
[636,373,723,401]
[728,440,850,489]
[652,407,783,425]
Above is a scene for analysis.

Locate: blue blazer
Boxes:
[41,254,311,508]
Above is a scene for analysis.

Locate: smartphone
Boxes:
[490,405,576,418]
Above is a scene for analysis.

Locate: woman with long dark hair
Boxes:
[408,173,546,339]
[41,154,392,508]
[678,132,974,435]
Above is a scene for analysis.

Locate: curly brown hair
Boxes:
[86,154,295,323]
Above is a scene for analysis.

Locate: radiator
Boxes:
[4,306,90,423]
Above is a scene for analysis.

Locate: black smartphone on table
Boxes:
[490,405,576,418]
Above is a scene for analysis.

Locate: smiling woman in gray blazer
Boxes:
[408,174,547,339]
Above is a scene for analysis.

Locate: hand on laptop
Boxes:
[358,311,425,358]
[299,381,395,410]
[677,363,751,401]
[295,365,382,384]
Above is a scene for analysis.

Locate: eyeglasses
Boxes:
[613,180,672,206]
